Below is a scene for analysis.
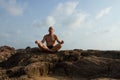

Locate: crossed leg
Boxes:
[51,43,62,52]
[35,40,49,51]
[35,40,62,52]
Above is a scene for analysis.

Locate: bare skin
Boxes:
[35,26,64,52]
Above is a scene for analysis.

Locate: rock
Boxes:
[0,46,120,80]
[108,60,120,78]
[81,50,120,59]
[0,46,15,62]
[0,52,30,68]
[6,66,25,78]
[24,62,49,77]
[0,69,9,80]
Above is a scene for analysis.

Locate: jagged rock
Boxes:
[0,46,120,80]
[24,62,49,77]
[0,69,9,80]
[0,46,15,62]
[6,66,25,78]
[81,50,120,59]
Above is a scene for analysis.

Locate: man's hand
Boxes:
[60,40,64,44]
[35,40,39,44]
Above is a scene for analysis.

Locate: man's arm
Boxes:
[55,35,64,44]
[41,35,46,43]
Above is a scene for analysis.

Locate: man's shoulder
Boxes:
[54,34,57,37]
[45,34,57,36]
[44,34,57,38]
[53,34,58,39]
[43,34,48,39]
[44,34,49,37]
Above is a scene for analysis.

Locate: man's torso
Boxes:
[44,34,57,46]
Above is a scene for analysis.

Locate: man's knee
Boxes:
[55,43,62,48]
[53,44,62,50]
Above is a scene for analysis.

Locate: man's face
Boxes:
[49,27,54,34]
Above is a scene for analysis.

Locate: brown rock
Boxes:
[0,46,15,62]
[24,62,49,77]
[0,46,120,80]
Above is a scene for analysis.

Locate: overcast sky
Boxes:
[0,0,120,50]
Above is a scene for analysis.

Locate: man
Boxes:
[35,26,64,52]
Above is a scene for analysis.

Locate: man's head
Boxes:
[48,26,54,34]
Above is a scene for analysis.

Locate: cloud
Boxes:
[0,0,26,16]
[33,1,87,30]
[96,7,112,19]
[52,1,87,29]
[62,11,87,29]
[33,16,55,28]
[52,1,79,17]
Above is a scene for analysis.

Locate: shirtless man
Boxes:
[35,26,64,52]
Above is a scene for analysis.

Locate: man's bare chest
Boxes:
[45,36,55,42]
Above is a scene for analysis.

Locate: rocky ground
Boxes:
[0,46,120,80]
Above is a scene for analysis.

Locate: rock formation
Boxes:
[0,46,120,80]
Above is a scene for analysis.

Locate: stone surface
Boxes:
[0,46,15,62]
[0,46,120,80]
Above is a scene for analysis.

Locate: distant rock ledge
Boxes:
[0,46,120,80]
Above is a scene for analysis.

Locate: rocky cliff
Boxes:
[0,46,120,80]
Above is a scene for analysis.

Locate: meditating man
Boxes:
[35,26,64,52]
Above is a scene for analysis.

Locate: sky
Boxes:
[0,0,120,50]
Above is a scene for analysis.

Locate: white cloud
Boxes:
[63,11,87,29]
[33,16,55,28]
[33,1,87,30]
[96,7,112,19]
[53,1,87,29]
[41,16,55,27]
[0,0,26,16]
[52,2,79,17]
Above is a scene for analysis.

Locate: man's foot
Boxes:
[48,49,53,52]
[48,49,58,53]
